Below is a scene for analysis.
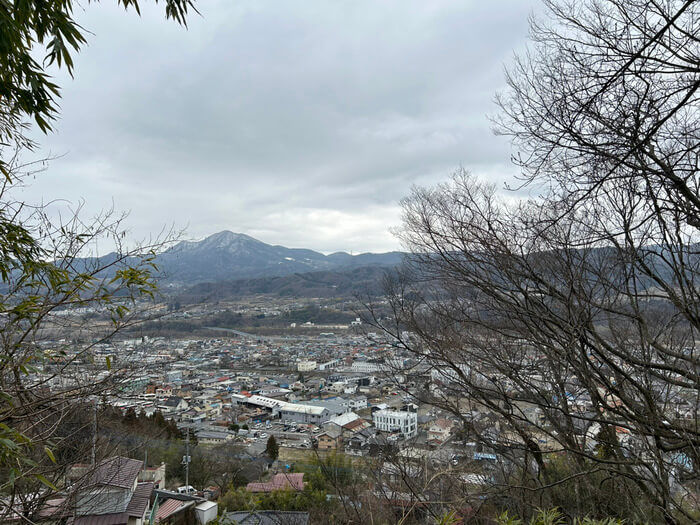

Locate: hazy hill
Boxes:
[175,265,394,303]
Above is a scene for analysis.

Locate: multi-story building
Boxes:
[342,396,368,410]
[351,360,380,373]
[297,360,317,372]
[372,409,418,438]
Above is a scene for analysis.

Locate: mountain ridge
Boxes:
[157,230,404,284]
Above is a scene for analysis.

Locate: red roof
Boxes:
[246,473,305,493]
[155,499,191,522]
[343,419,365,431]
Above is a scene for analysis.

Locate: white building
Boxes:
[341,396,368,410]
[231,393,338,425]
[318,359,341,371]
[278,403,329,424]
[351,360,380,373]
[297,360,317,372]
[373,409,418,439]
[327,381,347,393]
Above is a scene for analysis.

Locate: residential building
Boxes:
[427,418,455,444]
[73,456,153,525]
[316,427,342,450]
[343,396,368,410]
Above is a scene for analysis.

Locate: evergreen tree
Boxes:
[265,435,279,461]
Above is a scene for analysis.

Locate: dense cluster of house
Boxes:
[14,331,520,524]
[71,334,464,455]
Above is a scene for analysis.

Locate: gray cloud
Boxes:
[23,0,537,253]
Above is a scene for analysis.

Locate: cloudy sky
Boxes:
[21,0,539,254]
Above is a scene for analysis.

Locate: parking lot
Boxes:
[238,420,321,450]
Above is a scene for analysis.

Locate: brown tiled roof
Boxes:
[343,419,365,431]
[72,512,130,525]
[87,457,143,489]
[126,482,153,518]
[132,482,154,500]
[246,473,305,493]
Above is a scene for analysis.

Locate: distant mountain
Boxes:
[156,231,404,284]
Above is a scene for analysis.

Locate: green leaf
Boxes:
[35,474,57,490]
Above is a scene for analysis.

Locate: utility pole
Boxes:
[183,428,191,489]
[92,400,97,465]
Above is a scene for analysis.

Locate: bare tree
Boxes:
[371,1,700,523]
[495,0,700,229]
[0,154,179,523]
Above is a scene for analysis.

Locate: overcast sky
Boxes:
[20,0,538,254]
